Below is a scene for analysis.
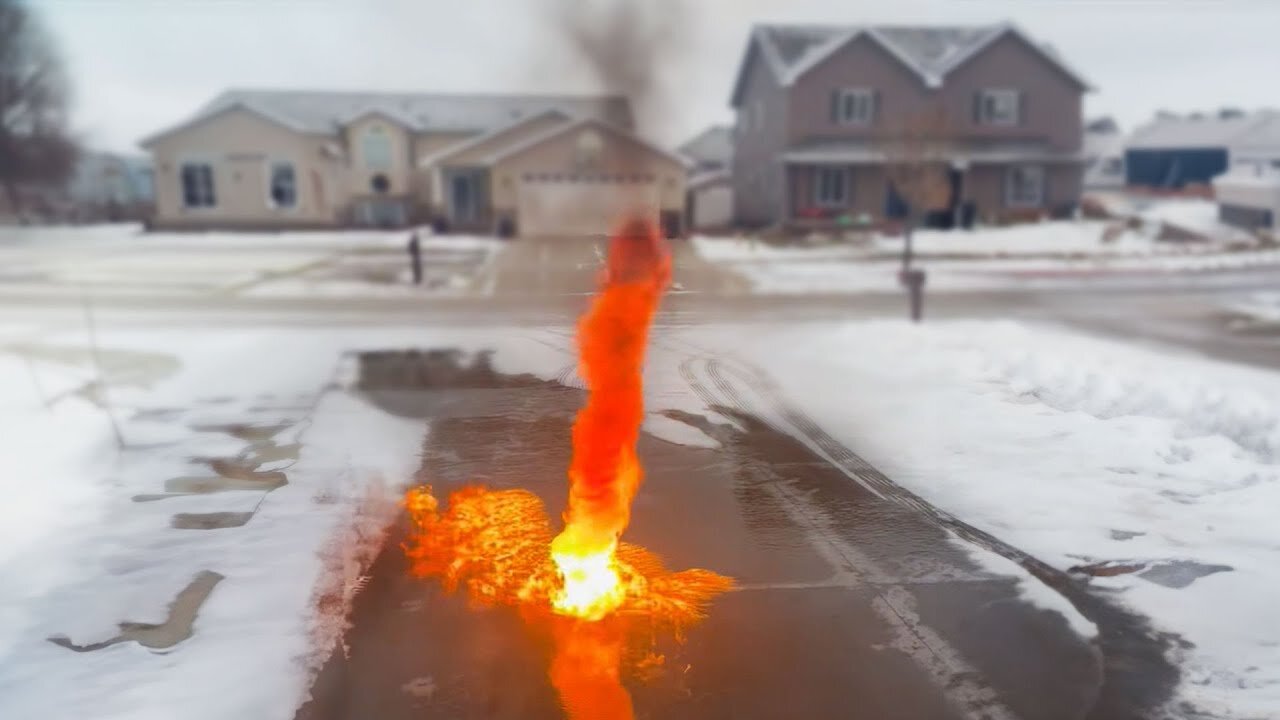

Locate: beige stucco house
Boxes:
[140,89,689,237]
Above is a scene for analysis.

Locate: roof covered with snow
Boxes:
[678,125,733,168]
[731,23,1091,106]
[143,89,633,145]
[1128,111,1280,151]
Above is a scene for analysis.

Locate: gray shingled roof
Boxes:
[678,125,733,166]
[146,89,633,143]
[762,25,1000,80]
[1127,111,1279,150]
[734,23,1090,106]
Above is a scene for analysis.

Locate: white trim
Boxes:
[1004,164,1045,208]
[733,23,1093,104]
[338,106,420,130]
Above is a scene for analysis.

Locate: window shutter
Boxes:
[830,91,840,124]
[973,92,983,125]
[873,90,881,124]
[1018,91,1027,126]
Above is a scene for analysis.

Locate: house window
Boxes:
[180,162,216,208]
[813,167,850,207]
[1005,165,1045,207]
[361,126,393,170]
[269,161,297,208]
[978,89,1021,126]
[833,88,876,125]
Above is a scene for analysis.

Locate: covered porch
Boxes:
[781,142,1086,230]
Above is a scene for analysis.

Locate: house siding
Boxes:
[788,35,933,144]
[967,163,1082,219]
[732,45,790,227]
[938,34,1083,151]
[788,33,1082,151]
[149,109,343,228]
[344,114,414,198]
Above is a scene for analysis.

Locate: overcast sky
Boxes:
[35,0,1280,153]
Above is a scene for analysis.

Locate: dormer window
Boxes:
[832,88,876,126]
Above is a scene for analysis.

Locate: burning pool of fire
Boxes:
[401,219,733,719]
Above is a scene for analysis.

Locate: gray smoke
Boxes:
[539,0,695,140]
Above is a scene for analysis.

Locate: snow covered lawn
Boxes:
[0,323,566,720]
[0,225,503,297]
[693,320,1280,717]
[694,221,1280,294]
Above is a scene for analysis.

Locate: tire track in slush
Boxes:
[677,353,1021,720]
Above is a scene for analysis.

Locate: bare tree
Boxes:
[878,107,955,321]
[0,0,78,214]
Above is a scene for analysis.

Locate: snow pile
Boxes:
[1225,292,1280,323]
[704,320,1280,716]
[1136,198,1224,237]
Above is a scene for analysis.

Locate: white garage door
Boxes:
[517,174,660,238]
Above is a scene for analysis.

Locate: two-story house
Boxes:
[729,24,1091,229]
[140,90,688,237]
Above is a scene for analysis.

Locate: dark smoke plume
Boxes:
[539,0,695,140]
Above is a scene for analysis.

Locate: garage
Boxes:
[516,174,661,238]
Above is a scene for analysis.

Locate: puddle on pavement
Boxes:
[48,571,224,652]
[171,511,255,530]
[135,421,300,505]
[1071,559,1233,589]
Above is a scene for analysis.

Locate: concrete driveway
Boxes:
[294,348,1177,720]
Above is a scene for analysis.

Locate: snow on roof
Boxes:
[143,89,633,145]
[1127,111,1280,151]
[416,109,570,168]
[732,23,1091,106]
[678,125,733,166]
[477,117,690,168]
[1084,127,1126,160]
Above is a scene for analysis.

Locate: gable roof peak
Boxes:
[731,21,1090,106]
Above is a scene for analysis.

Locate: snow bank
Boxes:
[0,324,571,720]
[0,354,117,653]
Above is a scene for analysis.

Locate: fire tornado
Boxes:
[402,218,732,719]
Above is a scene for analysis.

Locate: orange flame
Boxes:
[551,219,671,619]
[402,218,730,719]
